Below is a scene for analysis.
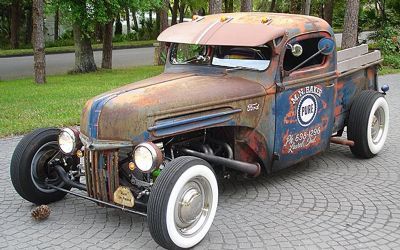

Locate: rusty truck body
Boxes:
[11,13,389,249]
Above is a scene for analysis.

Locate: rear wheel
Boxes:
[10,128,73,204]
[147,156,218,249]
[347,91,389,158]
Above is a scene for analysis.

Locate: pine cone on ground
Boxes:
[31,205,51,220]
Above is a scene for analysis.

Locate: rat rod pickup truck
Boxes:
[11,12,389,249]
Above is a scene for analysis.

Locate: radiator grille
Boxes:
[84,150,119,202]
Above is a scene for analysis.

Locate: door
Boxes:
[273,33,337,170]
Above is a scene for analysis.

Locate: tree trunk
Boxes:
[304,0,311,15]
[32,0,46,84]
[209,0,222,14]
[157,0,169,65]
[125,7,130,34]
[240,0,252,12]
[341,0,360,49]
[270,0,277,12]
[115,14,122,35]
[132,9,139,31]
[149,10,153,27]
[25,6,33,44]
[10,0,20,49]
[171,0,179,25]
[290,0,302,14]
[323,0,334,25]
[102,20,113,69]
[73,24,97,73]
[54,7,59,40]
[224,0,234,12]
[179,3,185,23]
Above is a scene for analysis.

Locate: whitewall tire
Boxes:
[348,90,389,158]
[147,156,218,249]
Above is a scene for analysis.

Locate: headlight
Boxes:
[133,142,163,173]
[58,128,78,154]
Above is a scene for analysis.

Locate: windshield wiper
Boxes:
[225,66,263,72]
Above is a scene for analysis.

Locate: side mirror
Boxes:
[286,43,303,57]
[318,38,335,55]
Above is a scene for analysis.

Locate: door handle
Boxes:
[325,82,335,88]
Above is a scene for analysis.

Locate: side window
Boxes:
[283,37,325,72]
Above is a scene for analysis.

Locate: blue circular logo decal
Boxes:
[297,94,318,127]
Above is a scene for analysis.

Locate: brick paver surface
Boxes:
[1,75,399,249]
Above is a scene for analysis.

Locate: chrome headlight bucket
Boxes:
[133,142,163,173]
[58,128,80,154]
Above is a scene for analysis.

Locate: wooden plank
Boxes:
[338,50,381,73]
[337,44,369,62]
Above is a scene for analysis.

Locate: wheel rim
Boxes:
[31,142,64,193]
[370,106,386,145]
[174,176,213,237]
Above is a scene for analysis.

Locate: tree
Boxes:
[170,0,179,25]
[125,7,131,34]
[10,0,20,49]
[341,0,360,49]
[73,23,97,72]
[304,0,311,15]
[290,0,302,14]
[102,20,114,69]
[54,7,59,40]
[32,0,46,84]
[323,0,334,25]
[270,0,277,12]
[157,0,169,65]
[241,0,252,12]
[209,0,222,14]
[224,0,234,12]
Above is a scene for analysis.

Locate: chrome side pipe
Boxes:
[181,148,261,177]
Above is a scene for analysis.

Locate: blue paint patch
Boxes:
[132,131,152,144]
[88,94,117,139]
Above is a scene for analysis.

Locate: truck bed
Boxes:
[337,44,382,74]
[333,44,383,133]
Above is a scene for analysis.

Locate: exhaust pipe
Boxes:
[53,165,87,191]
[181,148,261,177]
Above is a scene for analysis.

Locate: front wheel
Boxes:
[147,156,218,249]
[347,90,389,158]
[10,128,74,204]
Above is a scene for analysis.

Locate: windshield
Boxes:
[170,43,272,71]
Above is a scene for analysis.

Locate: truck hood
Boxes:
[80,73,266,142]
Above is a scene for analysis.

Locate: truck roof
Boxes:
[158,12,333,47]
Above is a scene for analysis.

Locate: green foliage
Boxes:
[382,54,400,69]
[370,26,400,54]
[370,25,400,69]
[0,65,163,137]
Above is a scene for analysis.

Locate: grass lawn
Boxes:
[379,66,400,75]
[0,66,163,137]
[0,40,156,57]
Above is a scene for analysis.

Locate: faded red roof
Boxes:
[158,12,332,46]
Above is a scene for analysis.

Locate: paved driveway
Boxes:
[0,74,399,249]
[0,47,155,81]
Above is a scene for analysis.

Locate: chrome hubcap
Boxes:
[371,107,385,144]
[175,176,212,236]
